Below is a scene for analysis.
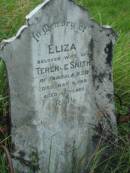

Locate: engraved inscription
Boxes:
[32,21,89,42]
[48,43,76,54]
[33,21,91,104]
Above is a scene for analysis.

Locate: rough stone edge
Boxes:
[26,0,50,20]
[26,0,117,46]
[0,0,50,53]
[0,25,28,50]
[26,0,90,21]
[0,0,117,56]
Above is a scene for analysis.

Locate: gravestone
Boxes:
[0,0,117,172]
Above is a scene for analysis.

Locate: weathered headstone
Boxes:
[0,0,116,172]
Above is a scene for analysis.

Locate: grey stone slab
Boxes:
[0,0,117,172]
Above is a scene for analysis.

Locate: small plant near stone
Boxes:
[86,125,130,173]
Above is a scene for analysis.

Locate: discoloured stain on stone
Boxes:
[109,73,112,81]
[105,41,113,66]
[106,93,113,103]
[19,151,26,158]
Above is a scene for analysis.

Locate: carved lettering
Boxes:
[64,44,69,52]
[32,32,41,42]
[36,65,60,75]
[70,61,89,69]
[48,43,76,54]
[42,24,50,34]
[70,44,76,51]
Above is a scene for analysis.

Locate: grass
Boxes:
[86,125,130,173]
[0,0,130,172]
[0,0,43,41]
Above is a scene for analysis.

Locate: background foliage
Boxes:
[0,0,130,172]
